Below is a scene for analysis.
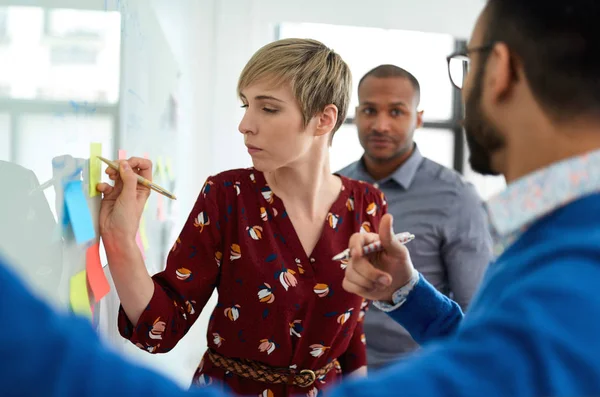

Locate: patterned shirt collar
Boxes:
[486,149,600,258]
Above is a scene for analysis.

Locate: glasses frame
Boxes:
[446,44,495,90]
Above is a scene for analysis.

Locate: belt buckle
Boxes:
[299,369,316,387]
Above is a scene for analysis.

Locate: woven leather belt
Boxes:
[206,349,338,388]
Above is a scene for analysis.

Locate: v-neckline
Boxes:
[254,169,351,263]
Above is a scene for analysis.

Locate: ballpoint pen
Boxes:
[97,156,177,200]
[332,232,415,261]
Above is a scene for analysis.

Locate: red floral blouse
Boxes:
[118,168,387,397]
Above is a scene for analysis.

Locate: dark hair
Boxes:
[484,0,600,120]
[358,64,421,106]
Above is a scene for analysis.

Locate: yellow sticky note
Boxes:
[89,143,102,197]
[70,270,92,319]
[165,156,175,181]
[156,155,166,181]
[140,215,149,250]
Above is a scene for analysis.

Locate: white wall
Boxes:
[256,0,483,39]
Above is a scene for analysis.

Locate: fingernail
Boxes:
[378,276,391,286]
[121,162,130,171]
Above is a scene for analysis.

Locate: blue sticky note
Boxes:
[64,180,95,244]
[62,200,70,227]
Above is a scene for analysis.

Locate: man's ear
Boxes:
[416,110,424,129]
[315,104,339,137]
[483,42,515,105]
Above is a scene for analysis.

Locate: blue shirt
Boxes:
[337,145,492,366]
[0,256,227,397]
[329,149,600,396]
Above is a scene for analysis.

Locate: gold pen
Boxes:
[97,155,177,200]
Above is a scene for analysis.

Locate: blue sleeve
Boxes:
[329,258,600,397]
[0,257,228,397]
[387,274,463,344]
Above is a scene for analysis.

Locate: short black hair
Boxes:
[483,0,600,120]
[358,64,421,106]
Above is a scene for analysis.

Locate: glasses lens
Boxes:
[448,57,468,89]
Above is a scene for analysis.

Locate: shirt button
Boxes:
[310,258,315,263]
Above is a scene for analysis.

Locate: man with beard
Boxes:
[333,0,600,395]
[337,65,492,370]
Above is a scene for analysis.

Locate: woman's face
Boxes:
[238,80,319,173]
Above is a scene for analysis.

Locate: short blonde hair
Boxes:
[237,38,352,138]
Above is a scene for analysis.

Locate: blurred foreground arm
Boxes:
[0,255,227,397]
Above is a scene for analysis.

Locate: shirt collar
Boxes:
[486,149,600,257]
[355,144,424,189]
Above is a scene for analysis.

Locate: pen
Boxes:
[97,156,177,200]
[332,232,415,261]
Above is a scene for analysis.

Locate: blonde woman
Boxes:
[98,39,388,396]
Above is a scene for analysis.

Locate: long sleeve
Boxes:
[440,184,492,309]
[329,256,600,397]
[0,256,227,397]
[387,274,463,345]
[118,177,223,353]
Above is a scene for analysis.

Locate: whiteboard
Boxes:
[0,0,207,388]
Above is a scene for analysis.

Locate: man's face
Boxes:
[355,77,423,163]
[462,15,506,176]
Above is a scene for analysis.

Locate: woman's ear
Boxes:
[315,104,338,137]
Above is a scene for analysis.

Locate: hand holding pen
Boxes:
[340,214,417,303]
[332,232,414,261]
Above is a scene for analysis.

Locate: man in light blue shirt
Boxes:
[337,64,492,369]
[3,1,600,396]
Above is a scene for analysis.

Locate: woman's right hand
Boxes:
[96,157,152,251]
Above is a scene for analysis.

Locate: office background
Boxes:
[0,0,505,387]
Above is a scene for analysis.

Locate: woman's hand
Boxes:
[96,158,152,251]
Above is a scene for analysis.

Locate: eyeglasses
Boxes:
[446,44,494,90]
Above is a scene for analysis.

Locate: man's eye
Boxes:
[362,108,375,115]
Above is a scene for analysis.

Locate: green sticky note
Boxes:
[139,215,149,250]
[156,155,166,181]
[165,156,175,181]
[70,270,92,319]
[89,143,102,197]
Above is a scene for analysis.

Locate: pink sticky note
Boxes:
[118,149,127,160]
[86,242,110,302]
[157,195,165,221]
